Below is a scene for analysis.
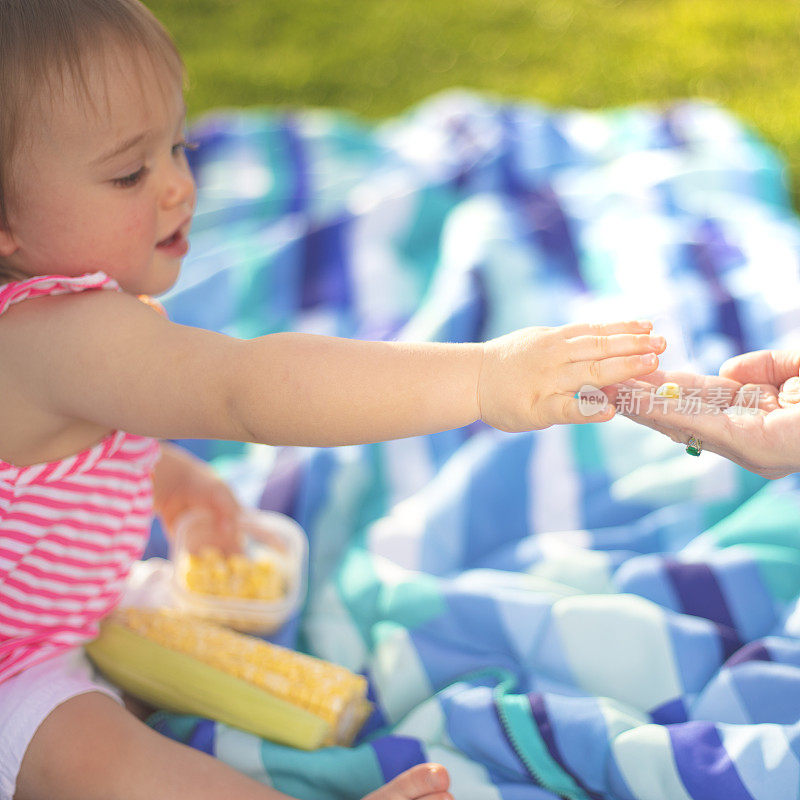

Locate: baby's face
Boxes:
[0,44,196,296]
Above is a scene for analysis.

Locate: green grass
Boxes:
[148,0,800,207]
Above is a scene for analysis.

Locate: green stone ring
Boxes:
[686,435,702,457]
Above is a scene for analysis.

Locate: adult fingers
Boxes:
[603,384,621,407]
[720,349,800,387]
[623,397,743,452]
[621,370,713,391]
[614,369,701,390]
[617,373,743,403]
[734,383,779,413]
[566,333,665,362]
[661,371,742,395]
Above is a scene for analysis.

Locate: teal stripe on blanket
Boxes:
[498,692,590,800]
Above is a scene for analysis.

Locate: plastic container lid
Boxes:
[170,506,308,635]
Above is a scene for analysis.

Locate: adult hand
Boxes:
[615,367,800,480]
[719,349,800,397]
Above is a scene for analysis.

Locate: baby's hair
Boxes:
[0,0,186,283]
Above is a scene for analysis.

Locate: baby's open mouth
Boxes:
[156,226,190,257]
[157,231,180,247]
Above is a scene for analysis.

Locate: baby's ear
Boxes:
[0,226,19,258]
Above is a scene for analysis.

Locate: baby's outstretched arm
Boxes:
[232,333,484,445]
[4,289,661,449]
[231,320,663,444]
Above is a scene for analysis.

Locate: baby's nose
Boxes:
[162,163,196,210]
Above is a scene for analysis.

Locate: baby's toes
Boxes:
[362,763,451,800]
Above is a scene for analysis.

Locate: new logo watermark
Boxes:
[577,385,609,417]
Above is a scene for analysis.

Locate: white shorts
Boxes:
[0,648,122,800]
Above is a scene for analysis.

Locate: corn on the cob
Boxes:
[85,608,372,750]
[179,547,285,601]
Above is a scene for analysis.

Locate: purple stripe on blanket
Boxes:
[715,623,743,662]
[353,677,388,743]
[663,561,737,630]
[258,446,306,518]
[688,218,746,352]
[300,215,353,311]
[659,108,690,149]
[438,267,488,345]
[663,560,742,658]
[725,640,772,668]
[650,697,688,725]
[670,721,755,800]
[496,107,585,291]
[187,718,216,755]
[528,693,605,800]
[291,448,337,544]
[280,117,308,215]
[371,735,427,781]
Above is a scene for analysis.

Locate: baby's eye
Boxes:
[173,139,199,158]
[112,166,148,189]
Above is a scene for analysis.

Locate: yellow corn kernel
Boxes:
[655,382,681,399]
[180,547,285,601]
[229,553,250,575]
[85,608,372,750]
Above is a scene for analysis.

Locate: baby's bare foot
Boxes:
[361,763,452,800]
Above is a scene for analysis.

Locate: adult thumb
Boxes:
[720,349,800,386]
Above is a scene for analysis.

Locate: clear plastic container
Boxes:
[170,506,308,635]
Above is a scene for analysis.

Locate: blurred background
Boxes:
[150,0,800,208]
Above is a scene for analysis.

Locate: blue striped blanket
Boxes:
[147,90,800,799]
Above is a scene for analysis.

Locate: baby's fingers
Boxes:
[559,320,653,337]
[567,333,665,362]
[564,353,659,390]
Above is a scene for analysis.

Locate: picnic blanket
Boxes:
[143,90,800,799]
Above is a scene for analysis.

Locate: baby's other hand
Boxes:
[477,320,664,432]
[152,442,243,554]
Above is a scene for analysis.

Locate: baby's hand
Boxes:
[477,320,664,431]
[152,443,243,554]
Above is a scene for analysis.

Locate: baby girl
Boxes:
[0,1,664,798]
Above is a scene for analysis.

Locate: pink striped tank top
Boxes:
[0,271,162,683]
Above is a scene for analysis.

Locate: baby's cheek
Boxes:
[120,207,160,262]
[119,203,152,239]
[39,214,104,269]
